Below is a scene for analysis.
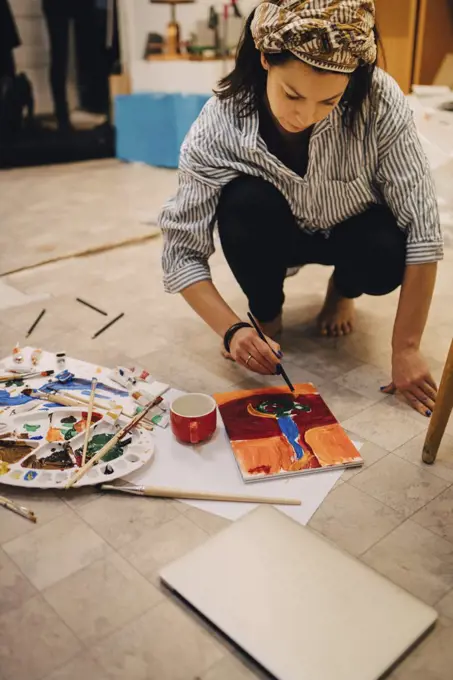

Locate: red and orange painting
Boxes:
[214,384,362,482]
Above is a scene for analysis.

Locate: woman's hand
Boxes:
[381,347,437,417]
[229,327,281,375]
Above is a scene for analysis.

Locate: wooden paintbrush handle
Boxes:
[140,487,301,506]
[66,431,121,488]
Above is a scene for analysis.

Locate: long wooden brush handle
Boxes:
[81,378,97,467]
[66,431,122,488]
[142,487,301,505]
[66,398,159,488]
[32,391,81,407]
[102,485,302,506]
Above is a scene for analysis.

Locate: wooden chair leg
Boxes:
[423,339,453,464]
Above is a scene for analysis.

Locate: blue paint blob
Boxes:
[277,416,304,461]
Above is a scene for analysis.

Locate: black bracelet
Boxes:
[223,322,252,354]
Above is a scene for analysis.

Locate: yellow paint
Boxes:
[0,461,9,475]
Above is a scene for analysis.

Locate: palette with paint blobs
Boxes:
[0,407,154,488]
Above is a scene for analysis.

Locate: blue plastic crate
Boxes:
[115,92,210,168]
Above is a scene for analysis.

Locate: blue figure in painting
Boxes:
[247,396,311,462]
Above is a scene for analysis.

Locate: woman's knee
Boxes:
[362,227,406,296]
[217,176,291,241]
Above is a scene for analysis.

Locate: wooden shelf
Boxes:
[145,53,226,62]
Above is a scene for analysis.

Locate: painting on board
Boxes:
[214,384,362,483]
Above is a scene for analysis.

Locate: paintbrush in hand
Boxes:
[65,396,162,488]
[247,312,295,392]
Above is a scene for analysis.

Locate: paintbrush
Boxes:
[66,396,162,488]
[59,391,153,430]
[0,369,54,383]
[22,388,82,407]
[81,377,97,467]
[26,308,46,338]
[100,484,302,506]
[76,298,108,316]
[0,495,37,523]
[92,313,124,339]
[247,312,295,392]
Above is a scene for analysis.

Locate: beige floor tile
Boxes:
[0,547,36,616]
[437,590,453,619]
[201,654,267,680]
[308,483,404,556]
[183,507,232,535]
[43,657,110,680]
[340,436,388,480]
[333,363,389,401]
[77,494,180,550]
[0,489,70,545]
[349,454,449,518]
[43,552,163,644]
[394,431,453,483]
[91,599,223,680]
[391,617,453,680]
[283,342,364,381]
[362,520,453,605]
[3,512,109,590]
[0,594,80,680]
[231,361,325,392]
[412,486,453,543]
[342,402,428,451]
[317,381,379,423]
[384,392,432,426]
[119,515,208,584]
[57,486,103,510]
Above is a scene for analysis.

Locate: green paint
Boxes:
[23,423,41,433]
[75,433,127,464]
[255,396,311,418]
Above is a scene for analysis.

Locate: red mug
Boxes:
[170,393,217,444]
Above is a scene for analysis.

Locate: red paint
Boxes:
[171,408,217,445]
[248,465,271,475]
[218,393,336,442]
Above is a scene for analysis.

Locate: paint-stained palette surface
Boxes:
[214,384,363,483]
[0,407,154,488]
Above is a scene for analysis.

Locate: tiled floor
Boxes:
[0,160,452,679]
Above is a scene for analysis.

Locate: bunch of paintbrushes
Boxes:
[21,388,153,431]
[66,396,162,488]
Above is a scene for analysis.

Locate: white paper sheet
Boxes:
[127,389,362,526]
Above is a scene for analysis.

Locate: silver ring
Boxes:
[246,354,253,366]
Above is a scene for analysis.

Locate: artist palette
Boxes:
[0,407,154,489]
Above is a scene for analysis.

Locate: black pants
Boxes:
[217,176,406,323]
[42,0,108,125]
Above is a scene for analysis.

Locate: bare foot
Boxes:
[221,313,283,361]
[317,276,355,337]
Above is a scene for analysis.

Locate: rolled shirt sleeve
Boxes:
[375,76,443,265]
[160,170,220,293]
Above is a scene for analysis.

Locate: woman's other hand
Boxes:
[381,347,437,417]
[229,327,281,375]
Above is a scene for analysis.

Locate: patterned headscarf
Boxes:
[251,0,376,73]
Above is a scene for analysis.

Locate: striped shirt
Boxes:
[159,68,443,294]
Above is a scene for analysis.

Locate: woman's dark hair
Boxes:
[216,10,383,135]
